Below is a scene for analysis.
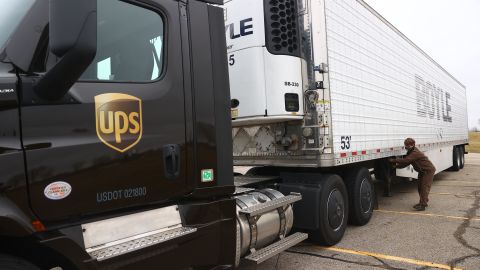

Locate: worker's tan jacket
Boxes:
[394,147,436,174]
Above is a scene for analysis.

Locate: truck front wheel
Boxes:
[310,174,348,246]
[0,254,40,270]
[344,167,374,226]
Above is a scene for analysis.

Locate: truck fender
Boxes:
[0,197,35,237]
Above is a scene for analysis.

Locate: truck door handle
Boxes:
[163,144,180,179]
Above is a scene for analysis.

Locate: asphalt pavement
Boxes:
[240,153,480,270]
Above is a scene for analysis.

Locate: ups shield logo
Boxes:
[95,93,142,152]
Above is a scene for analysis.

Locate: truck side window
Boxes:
[80,0,164,82]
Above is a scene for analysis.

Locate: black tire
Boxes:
[0,254,40,270]
[344,167,374,226]
[451,146,461,171]
[459,146,465,169]
[310,174,348,246]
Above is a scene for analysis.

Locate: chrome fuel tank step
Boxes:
[239,193,302,216]
[244,232,308,264]
[235,189,307,266]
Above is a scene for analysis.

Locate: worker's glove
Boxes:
[388,158,397,168]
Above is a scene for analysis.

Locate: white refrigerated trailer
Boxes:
[226,0,468,245]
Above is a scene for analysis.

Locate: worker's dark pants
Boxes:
[418,171,435,206]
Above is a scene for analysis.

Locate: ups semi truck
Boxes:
[227,0,468,245]
[0,0,307,269]
[0,0,469,268]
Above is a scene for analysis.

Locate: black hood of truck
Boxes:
[0,62,16,79]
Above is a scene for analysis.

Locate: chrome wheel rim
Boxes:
[360,178,373,214]
[327,188,345,231]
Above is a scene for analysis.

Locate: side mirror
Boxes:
[34,0,97,100]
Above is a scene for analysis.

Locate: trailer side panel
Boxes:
[323,0,468,165]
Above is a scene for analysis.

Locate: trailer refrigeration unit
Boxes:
[0,0,307,269]
[227,0,468,244]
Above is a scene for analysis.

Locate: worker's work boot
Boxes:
[413,204,427,211]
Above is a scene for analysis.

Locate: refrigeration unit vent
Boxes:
[264,0,300,57]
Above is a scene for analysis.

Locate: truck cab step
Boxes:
[244,232,308,264]
[87,226,196,261]
[238,193,302,216]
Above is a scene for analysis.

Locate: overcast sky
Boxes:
[363,0,480,129]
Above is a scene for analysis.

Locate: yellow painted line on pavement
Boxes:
[430,192,469,196]
[436,180,480,185]
[317,246,462,270]
[396,191,478,198]
[375,209,480,222]
[432,192,455,195]
[434,184,480,188]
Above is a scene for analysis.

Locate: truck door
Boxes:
[20,0,191,223]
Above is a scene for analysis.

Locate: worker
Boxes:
[389,138,436,211]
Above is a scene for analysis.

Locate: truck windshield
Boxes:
[0,0,35,50]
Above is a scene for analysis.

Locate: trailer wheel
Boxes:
[0,254,40,270]
[451,147,461,171]
[310,174,348,246]
[459,146,465,170]
[344,167,374,225]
